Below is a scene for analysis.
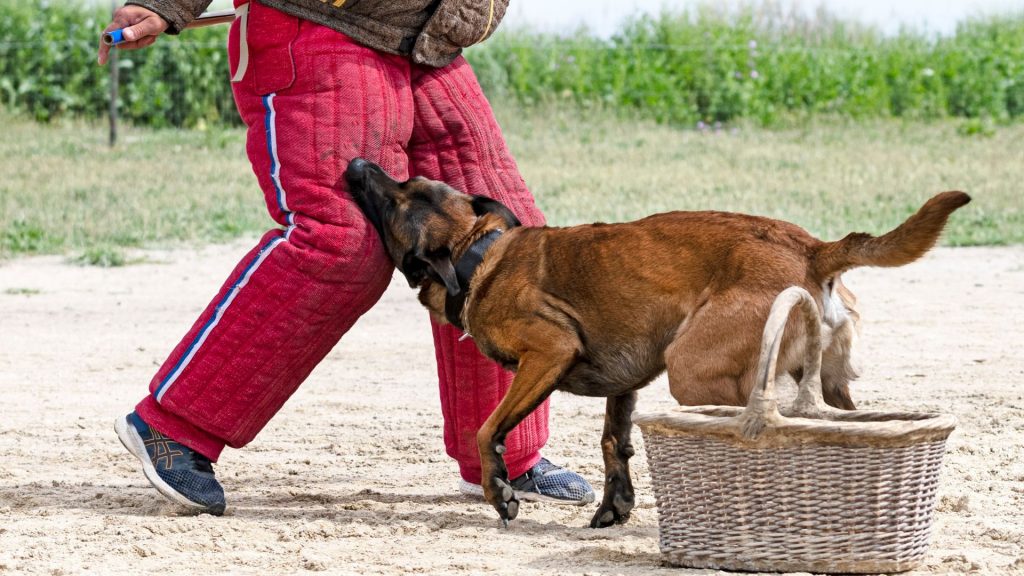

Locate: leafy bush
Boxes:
[468,5,1024,126]
[0,0,236,126]
[1,0,1022,127]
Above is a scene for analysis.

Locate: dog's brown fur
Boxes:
[345,158,970,528]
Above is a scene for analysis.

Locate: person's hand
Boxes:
[97,5,169,65]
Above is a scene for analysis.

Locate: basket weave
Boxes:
[634,287,956,574]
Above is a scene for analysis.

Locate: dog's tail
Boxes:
[812,191,971,279]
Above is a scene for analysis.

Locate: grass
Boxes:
[0,115,258,259]
[0,107,1021,261]
[3,287,41,295]
[69,245,139,267]
[504,106,1023,245]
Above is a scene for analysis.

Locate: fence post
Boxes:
[108,0,119,147]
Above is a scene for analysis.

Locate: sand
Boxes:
[0,240,1021,575]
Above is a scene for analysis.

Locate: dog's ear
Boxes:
[402,249,461,296]
[471,196,521,229]
[422,249,461,296]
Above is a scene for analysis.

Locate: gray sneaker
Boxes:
[460,458,595,505]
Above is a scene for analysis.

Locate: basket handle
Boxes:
[738,286,828,439]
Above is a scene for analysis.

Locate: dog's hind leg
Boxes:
[590,391,638,528]
[665,297,762,406]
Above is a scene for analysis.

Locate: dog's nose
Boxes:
[347,157,369,179]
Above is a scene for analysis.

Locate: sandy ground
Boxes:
[0,241,1021,575]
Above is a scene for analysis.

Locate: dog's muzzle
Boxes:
[345,157,388,244]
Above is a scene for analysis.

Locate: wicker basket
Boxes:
[633,287,956,574]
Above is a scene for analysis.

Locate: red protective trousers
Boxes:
[134,0,549,484]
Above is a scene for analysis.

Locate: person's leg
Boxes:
[119,5,415,510]
[408,57,593,504]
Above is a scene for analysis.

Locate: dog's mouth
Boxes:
[345,158,391,245]
[345,158,439,290]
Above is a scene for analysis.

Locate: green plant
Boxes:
[3,287,41,295]
[957,117,997,137]
[71,245,128,267]
[466,6,1024,126]
[2,1,1023,128]
[0,0,236,127]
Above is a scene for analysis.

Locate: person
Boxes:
[97,0,594,516]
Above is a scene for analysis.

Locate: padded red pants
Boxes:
[134,1,549,483]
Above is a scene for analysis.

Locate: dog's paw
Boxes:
[588,490,634,528]
[489,477,519,527]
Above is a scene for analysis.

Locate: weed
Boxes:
[3,287,41,295]
[71,245,129,267]
[957,118,997,138]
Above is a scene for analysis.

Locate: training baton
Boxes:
[102,8,235,45]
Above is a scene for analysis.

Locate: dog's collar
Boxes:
[445,229,503,331]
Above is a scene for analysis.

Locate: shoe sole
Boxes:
[114,415,218,513]
[458,479,595,506]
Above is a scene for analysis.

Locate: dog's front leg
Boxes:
[590,391,637,528]
[476,349,575,526]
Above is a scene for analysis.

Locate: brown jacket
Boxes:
[128,0,508,67]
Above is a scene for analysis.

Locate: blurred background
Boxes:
[0,0,1021,266]
[506,0,1024,37]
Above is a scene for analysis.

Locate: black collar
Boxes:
[444,229,503,330]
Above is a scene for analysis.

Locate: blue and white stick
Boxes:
[102,28,126,46]
[100,8,235,46]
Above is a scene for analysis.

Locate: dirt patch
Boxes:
[0,242,1021,574]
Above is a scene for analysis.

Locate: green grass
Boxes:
[69,245,133,267]
[504,106,1023,245]
[0,114,258,258]
[3,287,41,295]
[0,107,1021,261]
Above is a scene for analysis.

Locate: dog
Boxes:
[344,157,970,528]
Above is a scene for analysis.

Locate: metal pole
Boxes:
[108,0,119,147]
[184,9,236,29]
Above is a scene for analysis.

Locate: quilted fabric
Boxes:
[135,6,549,482]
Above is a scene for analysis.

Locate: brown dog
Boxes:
[344,157,970,528]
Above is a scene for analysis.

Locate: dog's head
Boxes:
[345,158,520,298]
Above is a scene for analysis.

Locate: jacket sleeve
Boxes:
[125,0,214,34]
[413,0,510,67]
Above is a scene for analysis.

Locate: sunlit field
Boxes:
[1,107,1020,263]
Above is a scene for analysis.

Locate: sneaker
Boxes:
[114,411,226,515]
[459,458,595,505]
